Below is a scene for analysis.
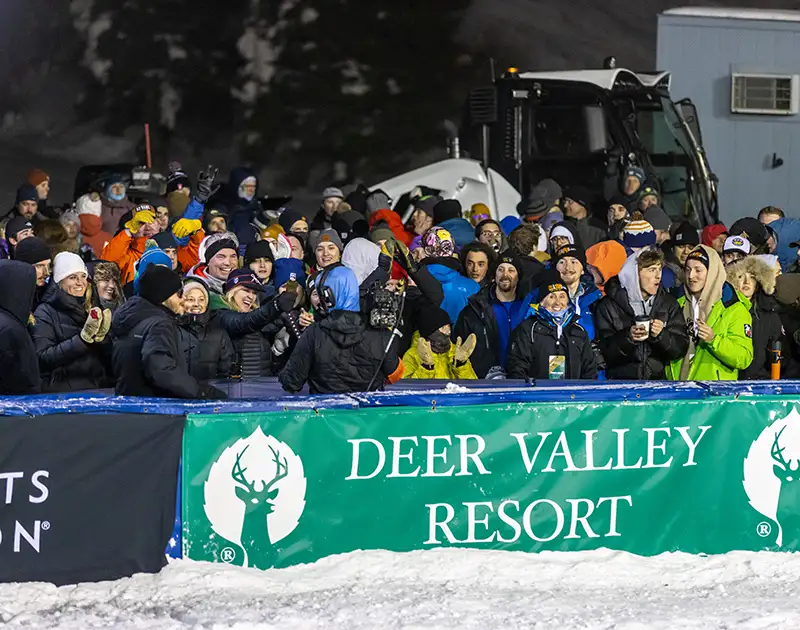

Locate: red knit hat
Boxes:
[27,168,49,187]
[701,224,728,247]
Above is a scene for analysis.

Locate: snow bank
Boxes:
[2,548,800,628]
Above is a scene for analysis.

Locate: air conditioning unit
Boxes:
[731,73,800,115]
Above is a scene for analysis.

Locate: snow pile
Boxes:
[2,548,800,628]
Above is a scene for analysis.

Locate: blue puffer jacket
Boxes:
[422,258,480,324]
[770,217,800,271]
[438,217,475,250]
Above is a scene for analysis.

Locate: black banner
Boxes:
[0,413,183,585]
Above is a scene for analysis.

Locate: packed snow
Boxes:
[2,548,800,629]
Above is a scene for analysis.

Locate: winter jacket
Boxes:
[506,307,597,380]
[421,257,480,324]
[31,285,112,392]
[217,167,262,246]
[309,207,333,233]
[211,297,283,378]
[594,277,689,380]
[769,217,800,271]
[666,285,754,381]
[177,311,236,381]
[394,268,446,356]
[368,209,414,246]
[567,277,603,341]
[566,216,606,249]
[0,260,41,394]
[401,331,478,379]
[516,254,547,297]
[102,229,148,284]
[453,287,529,378]
[740,290,785,380]
[279,311,402,394]
[438,217,474,250]
[100,195,134,235]
[79,213,112,256]
[111,297,221,398]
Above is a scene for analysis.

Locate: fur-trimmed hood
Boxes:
[726,256,777,296]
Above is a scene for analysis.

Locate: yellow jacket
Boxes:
[401,331,478,379]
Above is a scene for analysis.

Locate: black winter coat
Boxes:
[741,291,785,380]
[279,310,400,394]
[506,312,597,380]
[516,255,547,297]
[395,266,445,356]
[177,311,236,381]
[0,260,41,394]
[32,285,112,392]
[214,301,282,378]
[111,297,221,399]
[594,277,689,380]
[453,289,500,378]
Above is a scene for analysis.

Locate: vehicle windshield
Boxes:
[626,96,700,224]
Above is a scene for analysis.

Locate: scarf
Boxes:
[679,245,725,380]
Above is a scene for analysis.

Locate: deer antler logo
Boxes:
[743,410,800,546]
[204,427,307,569]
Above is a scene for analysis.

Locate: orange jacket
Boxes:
[369,209,414,246]
[102,230,147,284]
[177,229,204,273]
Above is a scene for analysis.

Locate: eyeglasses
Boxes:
[481,230,501,238]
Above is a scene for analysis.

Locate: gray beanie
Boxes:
[309,229,344,252]
[322,187,344,200]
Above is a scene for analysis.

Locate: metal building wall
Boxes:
[657,14,800,223]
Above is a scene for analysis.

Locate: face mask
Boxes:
[546,307,569,323]
[428,330,451,355]
[107,187,126,202]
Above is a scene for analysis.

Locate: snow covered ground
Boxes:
[2,548,800,629]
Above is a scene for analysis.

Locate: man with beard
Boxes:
[459,242,496,288]
[454,255,531,378]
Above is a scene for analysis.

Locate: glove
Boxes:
[393,240,418,275]
[200,384,227,400]
[417,337,435,369]
[172,218,202,238]
[274,291,297,314]
[194,165,220,203]
[80,307,103,343]
[93,309,112,343]
[380,237,397,260]
[453,334,477,365]
[485,365,507,380]
[378,252,392,273]
[125,210,156,234]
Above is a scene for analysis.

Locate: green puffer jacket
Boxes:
[666,286,754,381]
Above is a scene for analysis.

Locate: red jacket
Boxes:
[369,209,414,246]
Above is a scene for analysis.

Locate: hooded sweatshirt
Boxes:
[618,249,655,318]
[342,238,381,286]
[768,217,800,271]
[0,260,40,394]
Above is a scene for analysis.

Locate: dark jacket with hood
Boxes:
[420,256,480,324]
[211,295,282,378]
[31,284,113,392]
[594,275,689,380]
[217,167,262,246]
[516,255,547,297]
[0,260,41,394]
[506,306,597,380]
[279,267,400,394]
[111,296,221,398]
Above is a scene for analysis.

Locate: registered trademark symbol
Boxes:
[757,522,772,537]
[41,521,50,531]
[220,547,235,563]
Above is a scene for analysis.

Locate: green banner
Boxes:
[182,398,800,569]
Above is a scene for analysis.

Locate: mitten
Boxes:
[80,307,103,343]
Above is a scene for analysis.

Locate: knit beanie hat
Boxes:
[413,195,440,218]
[624,166,646,185]
[6,216,33,240]
[203,236,238,264]
[369,223,395,245]
[433,199,462,225]
[13,236,50,265]
[622,220,657,249]
[638,186,660,203]
[537,269,569,301]
[27,168,49,188]
[15,184,38,205]
[562,185,593,209]
[52,251,87,284]
[701,224,728,247]
[134,240,173,294]
[202,208,228,233]
[685,246,710,270]
[138,265,183,306]
[273,258,306,288]
[153,231,178,250]
[671,221,700,247]
[422,227,455,258]
[309,229,344,253]
[643,205,671,232]
[416,302,453,339]
[552,244,587,270]
[244,239,275,266]
[366,189,391,215]
[322,187,344,200]
[526,178,563,217]
[278,208,309,233]
[495,254,523,279]
[76,193,102,217]
[183,279,209,301]
[470,203,491,225]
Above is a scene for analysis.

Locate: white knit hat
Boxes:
[52,252,88,284]
[76,193,102,217]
